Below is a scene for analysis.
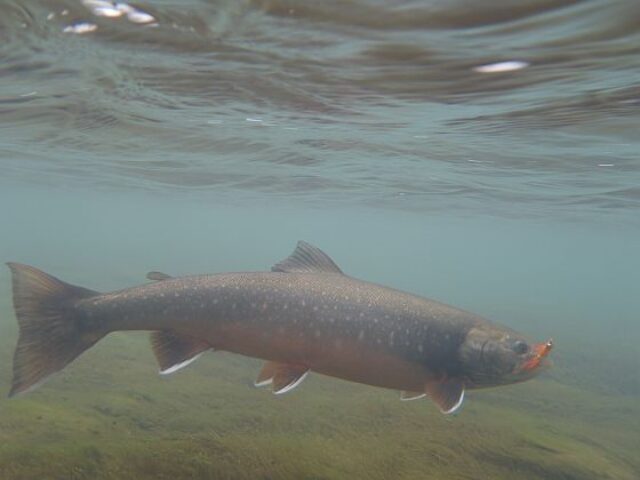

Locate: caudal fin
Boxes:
[6,263,103,397]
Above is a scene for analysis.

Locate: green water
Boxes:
[0,186,638,479]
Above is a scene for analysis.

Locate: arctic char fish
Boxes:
[6,241,552,414]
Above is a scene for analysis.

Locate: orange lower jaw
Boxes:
[521,339,553,372]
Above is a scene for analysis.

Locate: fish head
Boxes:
[458,326,553,388]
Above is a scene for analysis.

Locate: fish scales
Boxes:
[78,272,479,391]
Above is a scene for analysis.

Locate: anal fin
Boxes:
[425,379,465,414]
[255,361,309,394]
[150,331,211,374]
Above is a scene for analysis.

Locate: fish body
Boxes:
[83,272,480,392]
[6,242,552,414]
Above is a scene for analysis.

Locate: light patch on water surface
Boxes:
[63,22,98,34]
[473,61,529,73]
[93,6,123,18]
[127,10,155,24]
[81,1,156,24]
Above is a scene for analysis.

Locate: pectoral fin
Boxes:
[425,379,465,414]
[255,361,309,394]
[150,331,211,374]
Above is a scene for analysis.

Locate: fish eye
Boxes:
[513,341,529,355]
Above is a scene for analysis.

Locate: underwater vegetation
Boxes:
[0,275,638,480]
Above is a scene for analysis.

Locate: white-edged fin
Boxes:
[274,370,309,394]
[160,352,205,375]
[254,360,279,387]
[255,361,310,394]
[147,271,173,281]
[400,391,427,401]
[254,378,273,388]
[272,241,343,274]
[425,379,465,415]
[150,330,211,374]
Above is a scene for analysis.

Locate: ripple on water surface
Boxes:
[0,0,639,219]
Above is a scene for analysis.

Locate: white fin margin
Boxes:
[273,370,309,395]
[441,388,465,415]
[159,352,205,375]
[400,392,427,401]
[254,377,273,388]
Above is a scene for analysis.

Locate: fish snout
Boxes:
[520,338,553,373]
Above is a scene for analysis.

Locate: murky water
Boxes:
[1,1,639,479]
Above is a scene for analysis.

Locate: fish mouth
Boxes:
[519,339,553,373]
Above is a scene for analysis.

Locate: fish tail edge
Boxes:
[6,262,102,397]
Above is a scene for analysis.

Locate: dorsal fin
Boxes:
[147,271,173,281]
[272,241,343,274]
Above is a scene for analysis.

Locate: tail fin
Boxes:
[6,263,103,397]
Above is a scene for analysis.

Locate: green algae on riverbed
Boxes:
[1,296,638,480]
